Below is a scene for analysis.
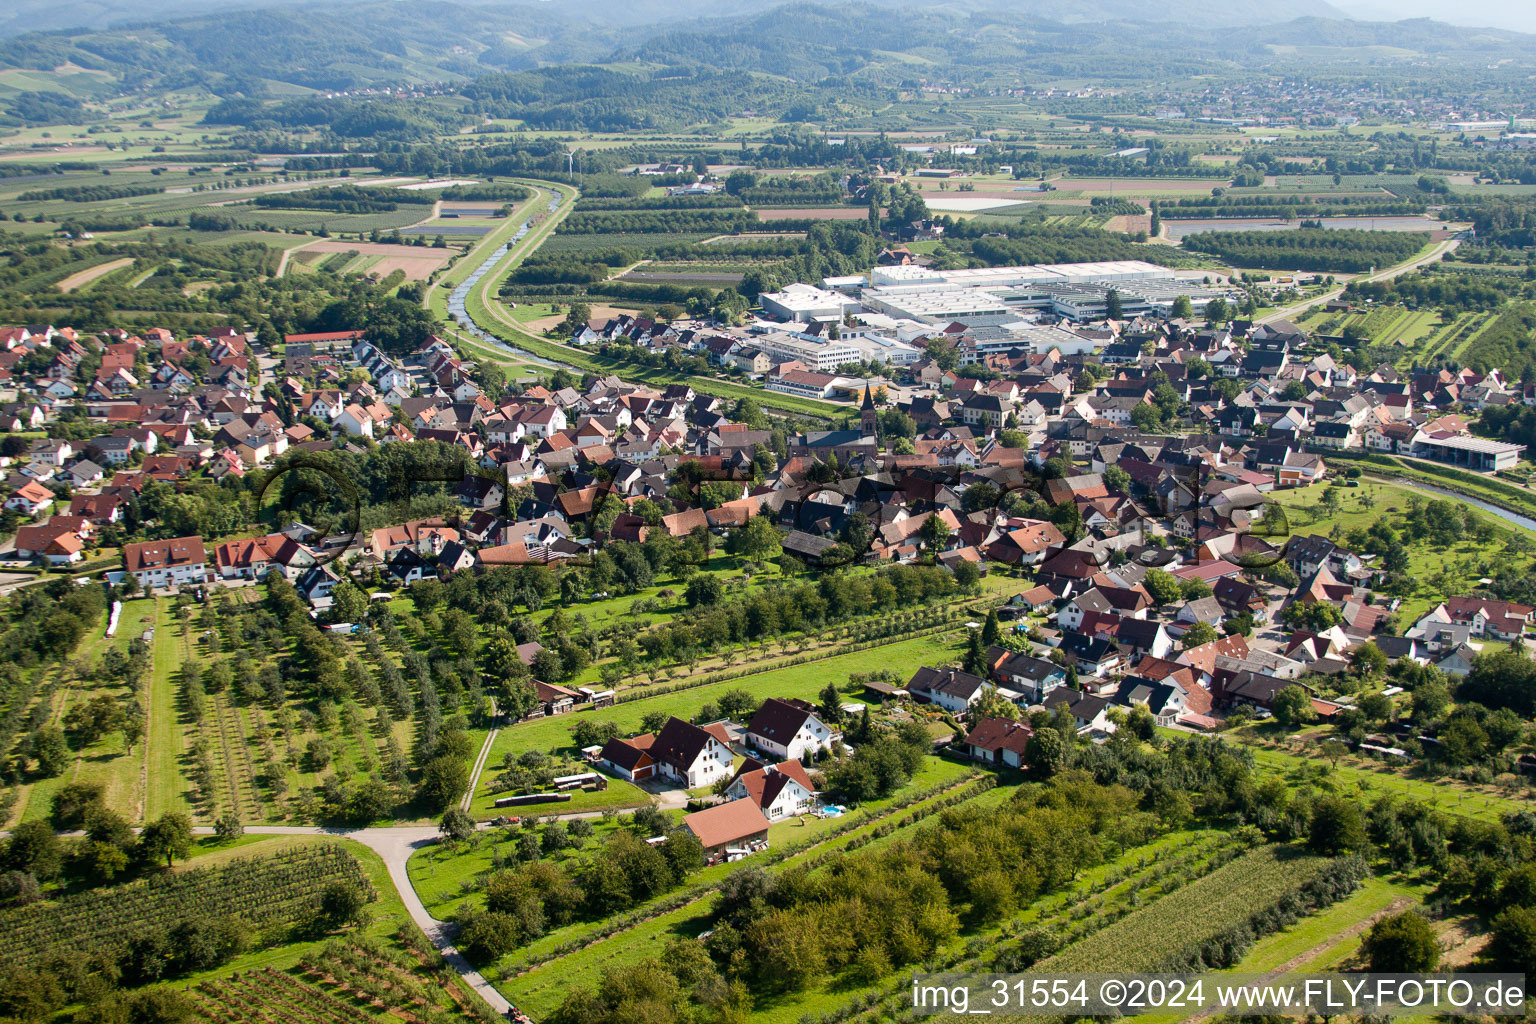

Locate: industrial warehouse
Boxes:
[759,259,1236,327]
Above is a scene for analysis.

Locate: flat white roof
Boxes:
[862,286,1011,319]
[1419,433,1524,455]
[1034,260,1169,280]
[870,265,942,285]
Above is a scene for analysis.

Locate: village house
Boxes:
[962,717,1034,768]
[907,665,1001,713]
[122,536,209,589]
[725,760,819,820]
[744,698,838,761]
[645,716,736,789]
[683,799,771,859]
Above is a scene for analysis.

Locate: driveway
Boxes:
[211,824,513,1014]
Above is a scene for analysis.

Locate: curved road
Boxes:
[1256,236,1462,325]
[231,824,513,1014]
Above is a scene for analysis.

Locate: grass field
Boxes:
[1240,739,1535,820]
[12,600,160,826]
[478,627,969,760]
[1267,475,1536,622]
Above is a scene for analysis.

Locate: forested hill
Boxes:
[1,0,1533,122]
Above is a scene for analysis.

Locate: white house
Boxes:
[907,665,994,714]
[649,717,736,789]
[725,760,818,821]
[123,536,208,588]
[337,403,376,438]
[744,698,837,761]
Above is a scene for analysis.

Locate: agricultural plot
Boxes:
[541,232,714,254]
[84,592,477,826]
[1033,845,1335,975]
[189,939,492,1023]
[11,600,158,827]
[400,224,491,236]
[1414,310,1493,366]
[754,207,867,220]
[1242,742,1534,822]
[55,256,135,292]
[0,843,372,969]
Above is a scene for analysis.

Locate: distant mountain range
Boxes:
[0,0,1532,100]
[0,0,1355,39]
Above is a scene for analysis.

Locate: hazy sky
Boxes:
[1341,0,1536,33]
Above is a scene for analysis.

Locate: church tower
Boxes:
[860,383,880,441]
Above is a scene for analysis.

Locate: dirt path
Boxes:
[1185,897,1412,1022]
[461,699,499,813]
[275,241,312,278]
[56,257,133,292]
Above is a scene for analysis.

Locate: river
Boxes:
[1386,477,1536,533]
[444,187,565,369]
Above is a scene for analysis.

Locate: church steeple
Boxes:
[860,383,880,442]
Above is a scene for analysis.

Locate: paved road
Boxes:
[1256,237,1462,326]
[206,824,515,1014]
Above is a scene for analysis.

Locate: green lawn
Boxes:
[15,600,158,824]
[1243,742,1533,820]
[475,628,970,765]
[467,773,650,819]
[1229,874,1426,971]
[1269,475,1536,623]
[143,600,193,821]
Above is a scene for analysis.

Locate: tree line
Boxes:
[1181,228,1430,274]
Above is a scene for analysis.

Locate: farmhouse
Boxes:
[599,735,657,781]
[647,716,736,789]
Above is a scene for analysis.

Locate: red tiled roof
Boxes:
[683,799,770,850]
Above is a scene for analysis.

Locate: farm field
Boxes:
[11,599,160,828]
[753,206,866,220]
[1238,739,1535,821]
[0,842,373,969]
[1127,875,1434,1024]
[1033,845,1335,973]
[0,827,490,1020]
[292,238,460,267]
[55,256,134,292]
